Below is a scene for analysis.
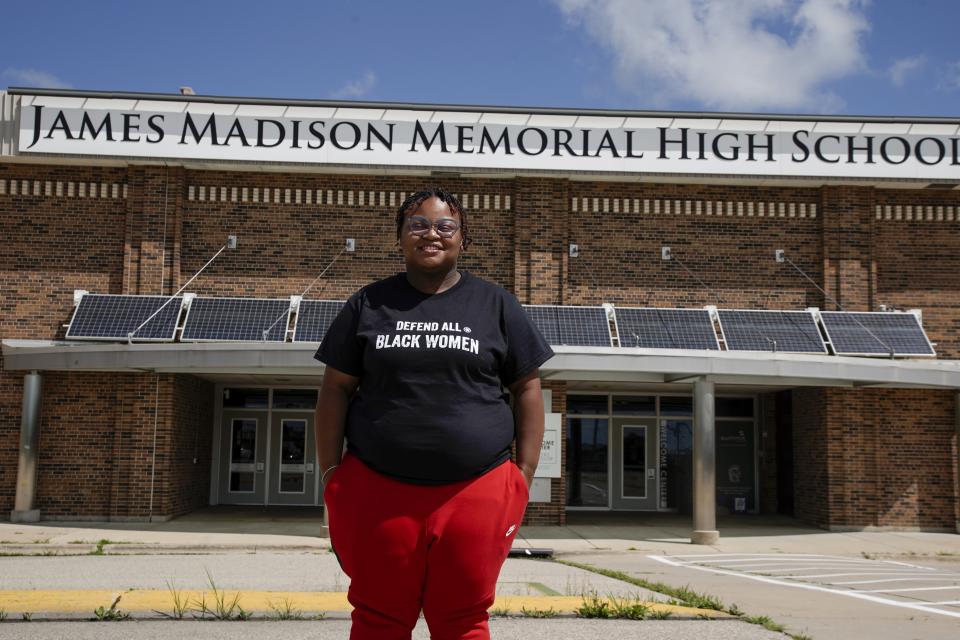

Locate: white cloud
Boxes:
[940,61,960,91]
[888,55,924,87]
[2,67,72,89]
[553,0,870,111]
[330,71,377,99]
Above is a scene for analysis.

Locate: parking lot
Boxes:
[650,553,960,619]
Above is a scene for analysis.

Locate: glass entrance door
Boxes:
[220,409,268,504]
[267,413,316,505]
[218,387,319,506]
[611,418,658,510]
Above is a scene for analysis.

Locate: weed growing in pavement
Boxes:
[575,592,610,618]
[559,558,806,633]
[520,606,557,618]
[154,579,189,619]
[790,633,813,640]
[0,609,7,622]
[89,540,109,556]
[312,612,328,620]
[191,569,249,620]
[21,612,33,622]
[488,606,511,618]
[267,598,304,620]
[93,595,130,621]
[608,596,651,620]
[648,608,672,620]
[556,559,725,611]
[743,615,786,633]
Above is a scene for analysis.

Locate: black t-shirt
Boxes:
[315,271,554,484]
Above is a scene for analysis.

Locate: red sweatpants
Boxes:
[323,453,529,640]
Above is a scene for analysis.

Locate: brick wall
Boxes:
[1,163,129,515]
[793,388,831,528]
[179,171,517,299]
[163,375,215,517]
[3,159,960,526]
[793,388,958,530]
[32,372,161,518]
[564,182,823,308]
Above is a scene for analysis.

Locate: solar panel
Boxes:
[293,300,346,343]
[66,294,182,341]
[181,297,291,342]
[820,312,935,357]
[523,305,612,347]
[614,308,720,350]
[717,310,827,353]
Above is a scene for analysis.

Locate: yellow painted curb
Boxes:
[0,590,729,618]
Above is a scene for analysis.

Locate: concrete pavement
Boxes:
[1,509,959,639]
[0,619,788,640]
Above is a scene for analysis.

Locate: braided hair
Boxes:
[395,187,473,249]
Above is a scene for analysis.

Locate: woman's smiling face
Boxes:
[400,196,463,275]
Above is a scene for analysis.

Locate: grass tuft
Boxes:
[93,595,130,621]
[743,615,786,633]
[191,568,249,620]
[575,592,610,618]
[608,596,651,620]
[520,606,557,618]
[267,598,303,620]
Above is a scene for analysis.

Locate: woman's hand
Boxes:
[510,370,545,490]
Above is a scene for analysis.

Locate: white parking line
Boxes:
[930,600,960,605]
[833,577,960,585]
[682,557,877,565]
[788,572,937,579]
[861,586,960,593]
[649,555,960,619]
[750,567,830,574]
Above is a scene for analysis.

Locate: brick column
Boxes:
[512,178,568,304]
[123,165,185,295]
[820,186,874,310]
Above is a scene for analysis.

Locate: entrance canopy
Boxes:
[4,340,960,389]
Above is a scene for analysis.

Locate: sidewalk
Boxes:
[2,509,958,557]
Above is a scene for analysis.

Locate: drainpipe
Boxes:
[692,378,719,545]
[956,392,960,534]
[11,372,43,523]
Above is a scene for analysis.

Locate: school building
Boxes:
[1,88,958,542]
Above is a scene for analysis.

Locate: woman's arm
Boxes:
[510,370,545,489]
[315,365,360,484]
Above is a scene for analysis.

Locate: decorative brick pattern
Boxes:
[187,184,512,211]
[0,178,126,200]
[573,196,817,218]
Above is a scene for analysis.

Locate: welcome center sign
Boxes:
[16,93,960,180]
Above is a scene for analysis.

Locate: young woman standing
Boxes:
[315,187,552,639]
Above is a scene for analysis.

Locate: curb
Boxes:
[0,590,731,621]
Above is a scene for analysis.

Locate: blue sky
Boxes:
[2,0,958,117]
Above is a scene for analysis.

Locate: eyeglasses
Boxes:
[405,215,461,238]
